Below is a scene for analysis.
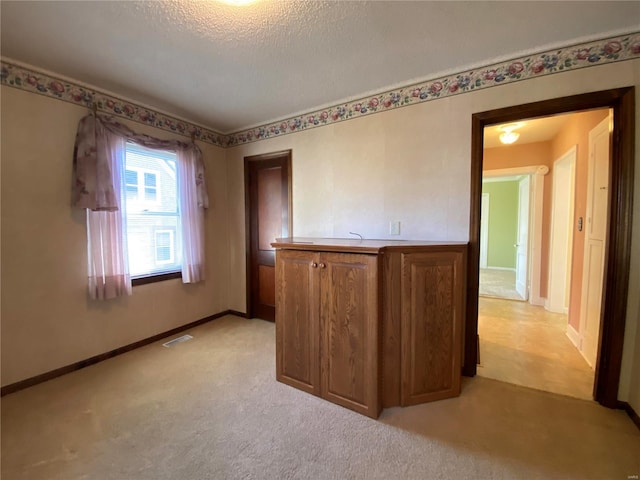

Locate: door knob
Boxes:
[318,263,326,269]
[311,262,318,268]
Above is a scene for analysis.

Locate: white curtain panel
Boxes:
[74,113,208,298]
[177,145,207,283]
[85,123,132,300]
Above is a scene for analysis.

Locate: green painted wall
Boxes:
[482,180,518,269]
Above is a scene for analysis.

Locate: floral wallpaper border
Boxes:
[227,32,640,146]
[0,60,227,147]
[2,31,639,148]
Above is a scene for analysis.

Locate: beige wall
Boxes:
[1,87,230,386]
[2,57,640,413]
[225,59,640,410]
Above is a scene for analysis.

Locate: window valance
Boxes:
[72,112,210,299]
[72,113,208,211]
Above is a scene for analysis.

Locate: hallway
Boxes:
[479,268,524,301]
[477,297,594,400]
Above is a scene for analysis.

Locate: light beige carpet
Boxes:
[479,268,524,301]
[2,315,639,480]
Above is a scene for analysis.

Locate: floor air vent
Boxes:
[162,334,193,347]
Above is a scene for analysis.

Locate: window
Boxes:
[124,168,158,205]
[74,114,209,299]
[124,143,181,279]
[125,169,139,201]
[154,229,175,264]
[144,172,157,202]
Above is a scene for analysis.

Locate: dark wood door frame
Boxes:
[244,150,293,320]
[465,87,635,409]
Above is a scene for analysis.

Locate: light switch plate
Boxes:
[390,221,401,235]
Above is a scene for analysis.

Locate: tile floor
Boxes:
[477,297,595,400]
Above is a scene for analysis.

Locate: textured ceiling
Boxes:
[1,1,638,133]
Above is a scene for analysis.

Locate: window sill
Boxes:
[132,271,182,286]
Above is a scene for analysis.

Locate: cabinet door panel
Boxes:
[275,250,320,395]
[320,253,380,417]
[401,251,463,405]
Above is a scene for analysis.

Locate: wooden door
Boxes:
[548,148,576,314]
[275,249,320,395]
[245,151,291,321]
[401,251,464,406]
[319,252,380,418]
[580,117,610,368]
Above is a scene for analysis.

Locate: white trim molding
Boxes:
[566,323,581,349]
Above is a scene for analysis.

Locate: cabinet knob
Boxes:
[318,263,326,269]
[311,262,318,268]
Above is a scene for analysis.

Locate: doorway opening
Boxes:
[477,115,600,400]
[244,150,292,321]
[480,163,549,306]
[466,88,635,409]
[479,174,533,302]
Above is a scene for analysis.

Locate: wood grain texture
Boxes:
[467,88,634,409]
[272,238,467,254]
[258,265,276,306]
[595,87,635,408]
[257,167,283,251]
[382,251,402,407]
[245,150,292,322]
[274,241,467,417]
[275,249,320,395]
[320,253,380,418]
[401,251,464,406]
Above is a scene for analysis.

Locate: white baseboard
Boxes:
[545,299,569,314]
[530,295,545,306]
[485,266,516,271]
[565,325,594,368]
[566,324,580,348]
[579,349,595,369]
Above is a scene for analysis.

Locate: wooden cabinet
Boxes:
[400,251,464,406]
[274,238,466,418]
[275,249,380,417]
[275,250,320,396]
[320,252,379,417]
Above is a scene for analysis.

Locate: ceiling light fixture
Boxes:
[498,123,522,145]
[221,0,255,5]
